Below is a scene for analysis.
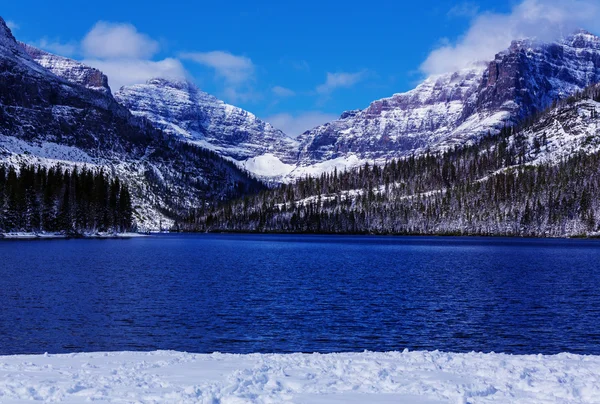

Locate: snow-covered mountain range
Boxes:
[296,30,600,168]
[114,79,299,163]
[114,79,299,178]
[110,30,600,180]
[3,11,600,230]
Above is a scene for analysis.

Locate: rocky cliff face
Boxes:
[297,31,600,166]
[0,17,262,229]
[115,79,299,166]
[20,43,111,94]
[471,30,600,122]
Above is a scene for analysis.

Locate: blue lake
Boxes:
[1,234,600,355]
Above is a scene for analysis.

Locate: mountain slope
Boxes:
[0,17,263,230]
[115,79,299,177]
[296,31,600,169]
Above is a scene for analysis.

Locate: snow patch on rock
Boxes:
[241,153,296,178]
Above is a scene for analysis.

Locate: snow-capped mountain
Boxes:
[0,17,261,230]
[115,79,299,177]
[297,30,600,167]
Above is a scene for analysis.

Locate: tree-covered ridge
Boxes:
[0,165,134,234]
[180,88,600,237]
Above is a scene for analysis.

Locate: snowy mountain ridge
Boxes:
[114,78,299,178]
[295,30,600,170]
[3,12,600,228]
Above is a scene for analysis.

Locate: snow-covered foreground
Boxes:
[1,351,599,403]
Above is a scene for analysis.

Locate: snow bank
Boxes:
[1,350,598,403]
[0,232,67,239]
[0,232,148,240]
[241,153,296,177]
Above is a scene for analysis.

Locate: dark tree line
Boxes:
[0,165,134,234]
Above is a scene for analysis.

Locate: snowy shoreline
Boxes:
[0,232,149,240]
[1,350,599,403]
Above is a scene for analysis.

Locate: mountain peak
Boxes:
[505,30,600,53]
[0,17,19,50]
[146,77,196,92]
[115,77,299,170]
[572,28,595,36]
[297,28,600,167]
[563,29,600,49]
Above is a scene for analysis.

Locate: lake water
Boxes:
[1,234,600,355]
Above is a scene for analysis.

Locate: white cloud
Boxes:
[316,71,366,94]
[82,58,186,91]
[180,51,254,84]
[422,0,600,76]
[272,86,295,97]
[180,51,257,104]
[6,20,19,31]
[82,21,159,59]
[35,38,78,56]
[74,21,186,91]
[290,60,310,71]
[279,58,310,72]
[265,111,339,137]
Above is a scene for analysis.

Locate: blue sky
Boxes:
[3,0,599,135]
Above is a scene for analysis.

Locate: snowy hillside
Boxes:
[510,95,600,165]
[190,85,600,237]
[115,78,299,177]
[1,350,599,403]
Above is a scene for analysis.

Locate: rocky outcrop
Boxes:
[296,64,491,163]
[470,30,600,122]
[20,43,111,94]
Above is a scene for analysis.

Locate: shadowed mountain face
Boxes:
[0,18,140,154]
[0,17,262,230]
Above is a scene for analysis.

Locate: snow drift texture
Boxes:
[1,350,599,403]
